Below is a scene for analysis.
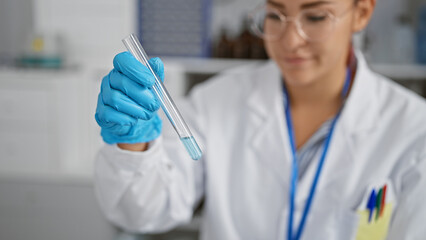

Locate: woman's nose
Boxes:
[280,21,306,51]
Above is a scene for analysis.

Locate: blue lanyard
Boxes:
[284,68,352,240]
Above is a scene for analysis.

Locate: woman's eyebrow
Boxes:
[266,0,334,10]
[301,1,334,9]
[266,0,285,9]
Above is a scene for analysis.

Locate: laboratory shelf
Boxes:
[370,64,426,81]
[163,57,426,81]
[162,57,266,75]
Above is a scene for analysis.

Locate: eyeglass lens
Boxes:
[251,7,335,41]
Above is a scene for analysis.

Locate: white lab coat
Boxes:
[94,52,426,240]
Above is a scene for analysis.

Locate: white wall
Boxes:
[32,0,138,69]
[0,1,33,58]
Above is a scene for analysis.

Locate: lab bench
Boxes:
[0,171,117,240]
[0,67,112,240]
[0,66,198,240]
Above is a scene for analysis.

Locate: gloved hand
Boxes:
[95,52,164,144]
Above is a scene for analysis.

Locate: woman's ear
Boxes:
[352,0,376,33]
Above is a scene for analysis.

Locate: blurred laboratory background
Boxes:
[0,0,425,239]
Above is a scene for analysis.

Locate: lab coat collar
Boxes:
[246,61,282,119]
[246,60,292,189]
[339,50,380,134]
[246,52,381,205]
[296,51,381,205]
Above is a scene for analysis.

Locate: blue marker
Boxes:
[367,189,376,223]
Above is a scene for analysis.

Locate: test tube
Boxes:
[122,34,202,160]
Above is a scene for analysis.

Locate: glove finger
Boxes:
[148,57,165,82]
[95,93,137,128]
[101,76,156,120]
[101,123,132,137]
[113,52,156,87]
[109,69,160,112]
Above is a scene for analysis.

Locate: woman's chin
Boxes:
[281,68,316,87]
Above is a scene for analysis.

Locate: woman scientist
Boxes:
[94,0,426,239]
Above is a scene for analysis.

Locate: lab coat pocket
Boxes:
[302,195,359,240]
[354,180,396,240]
[336,208,360,240]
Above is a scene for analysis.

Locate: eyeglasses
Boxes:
[248,4,353,42]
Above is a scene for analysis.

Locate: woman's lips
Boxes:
[284,57,310,65]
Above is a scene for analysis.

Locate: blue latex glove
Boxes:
[95,52,164,144]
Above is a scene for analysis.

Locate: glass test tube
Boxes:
[122,34,202,160]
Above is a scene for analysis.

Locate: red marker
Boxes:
[380,185,387,217]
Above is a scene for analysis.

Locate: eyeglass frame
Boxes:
[248,3,355,42]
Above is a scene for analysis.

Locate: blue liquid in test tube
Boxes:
[180,136,202,160]
[122,34,202,160]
